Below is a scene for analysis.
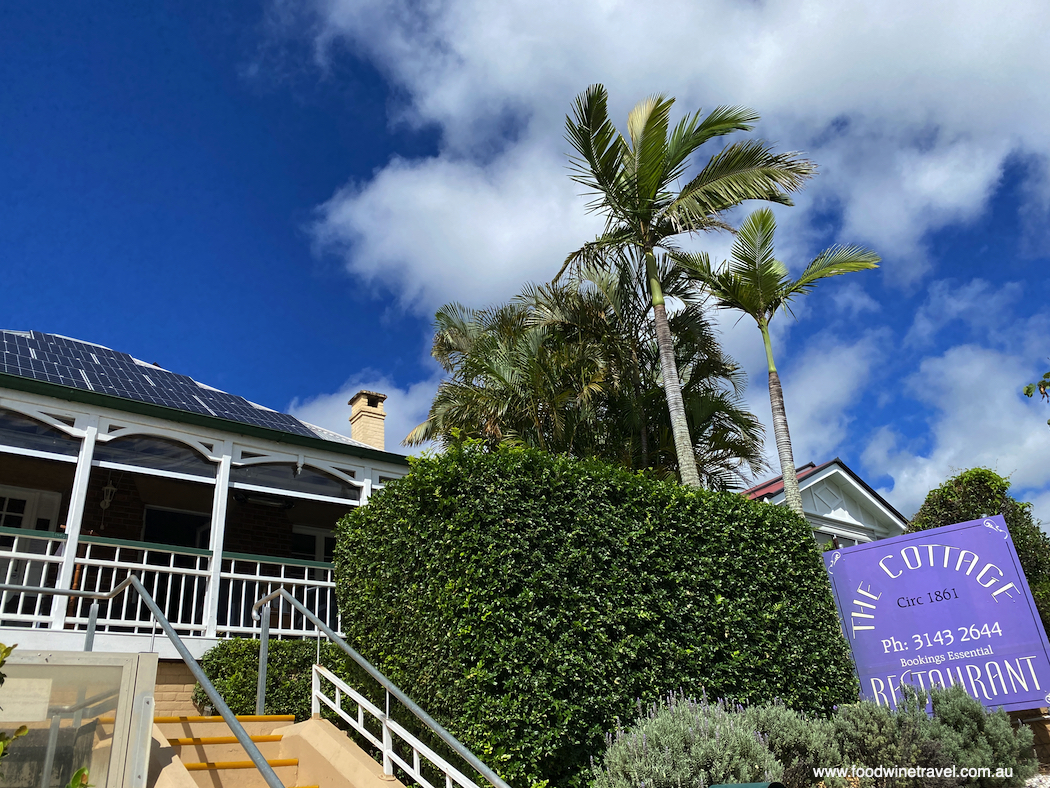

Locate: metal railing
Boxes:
[0,527,341,639]
[219,552,340,638]
[0,577,286,788]
[252,587,512,788]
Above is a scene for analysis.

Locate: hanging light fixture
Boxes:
[100,476,117,510]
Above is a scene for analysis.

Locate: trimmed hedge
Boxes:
[193,639,371,722]
[333,443,857,788]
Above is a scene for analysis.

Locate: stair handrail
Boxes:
[0,578,286,788]
[252,587,513,788]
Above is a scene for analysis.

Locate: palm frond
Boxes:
[625,94,674,215]
[787,245,881,297]
[663,105,759,185]
[565,84,630,214]
[667,141,816,230]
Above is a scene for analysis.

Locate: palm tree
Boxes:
[406,258,767,489]
[685,208,880,515]
[562,84,815,487]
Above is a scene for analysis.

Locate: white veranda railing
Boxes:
[0,527,65,626]
[69,535,212,636]
[0,527,340,638]
[218,552,341,638]
[312,664,484,788]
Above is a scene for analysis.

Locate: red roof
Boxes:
[742,457,907,526]
[743,460,833,500]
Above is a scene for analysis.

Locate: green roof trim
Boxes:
[80,532,214,557]
[222,549,334,569]
[0,371,409,467]
[0,525,66,540]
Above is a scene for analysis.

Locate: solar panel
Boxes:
[0,330,319,440]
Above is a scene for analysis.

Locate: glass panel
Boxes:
[94,435,216,478]
[1,496,28,530]
[0,409,81,457]
[0,663,123,788]
[142,508,211,548]
[230,463,358,500]
[290,532,315,561]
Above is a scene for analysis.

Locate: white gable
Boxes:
[762,461,907,545]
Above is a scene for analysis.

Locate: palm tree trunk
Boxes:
[647,251,701,488]
[760,322,804,516]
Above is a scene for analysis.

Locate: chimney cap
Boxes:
[349,390,388,408]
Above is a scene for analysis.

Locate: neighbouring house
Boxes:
[0,329,409,658]
[744,458,907,546]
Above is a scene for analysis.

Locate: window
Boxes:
[0,485,61,533]
[95,436,216,478]
[230,464,358,501]
[142,507,211,549]
[0,409,80,457]
[0,496,26,529]
[291,526,336,563]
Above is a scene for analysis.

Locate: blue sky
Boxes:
[3,1,1050,522]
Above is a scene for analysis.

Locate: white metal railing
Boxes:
[255,589,509,788]
[0,527,65,626]
[0,528,340,639]
[67,536,212,636]
[313,660,485,788]
[218,552,341,638]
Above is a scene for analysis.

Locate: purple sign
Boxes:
[823,516,1050,711]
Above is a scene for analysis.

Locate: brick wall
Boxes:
[154,659,202,717]
[223,497,293,557]
[80,469,146,541]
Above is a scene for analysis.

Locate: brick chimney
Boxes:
[349,390,387,450]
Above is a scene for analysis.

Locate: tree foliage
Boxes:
[908,468,1050,633]
[1023,370,1050,426]
[684,207,879,515]
[407,255,766,490]
[334,442,857,788]
[561,84,815,487]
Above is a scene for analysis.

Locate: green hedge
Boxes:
[333,442,857,788]
[193,639,371,722]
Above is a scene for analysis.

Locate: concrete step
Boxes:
[182,757,298,788]
[155,715,296,740]
[168,734,284,763]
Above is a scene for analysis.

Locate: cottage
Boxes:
[0,330,408,657]
[744,458,908,546]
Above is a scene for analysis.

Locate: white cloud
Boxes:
[831,281,881,318]
[288,372,442,455]
[271,0,1050,522]
[770,329,891,466]
[311,142,602,313]
[862,344,1050,521]
[287,0,1050,312]
[904,279,1023,348]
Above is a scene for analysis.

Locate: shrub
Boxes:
[745,701,840,787]
[927,684,1036,788]
[0,643,28,771]
[194,638,371,721]
[593,686,1035,788]
[832,684,1035,788]
[334,442,857,788]
[909,468,1050,633]
[593,692,783,788]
